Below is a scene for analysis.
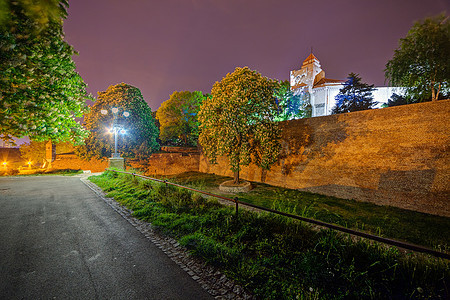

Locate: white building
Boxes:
[290,53,402,117]
[0,139,13,148]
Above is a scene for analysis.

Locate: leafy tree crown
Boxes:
[77,83,159,159]
[274,80,312,121]
[385,14,450,101]
[0,0,91,144]
[156,90,205,146]
[198,67,281,182]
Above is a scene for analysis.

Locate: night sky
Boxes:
[63,0,449,111]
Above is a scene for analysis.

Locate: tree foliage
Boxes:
[385,14,450,101]
[274,80,312,121]
[332,73,376,114]
[156,90,205,146]
[76,83,159,159]
[386,93,412,107]
[0,0,68,28]
[198,67,281,184]
[0,0,90,144]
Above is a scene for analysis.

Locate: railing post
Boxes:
[234,197,239,219]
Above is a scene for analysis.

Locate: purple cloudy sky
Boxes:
[63,0,449,111]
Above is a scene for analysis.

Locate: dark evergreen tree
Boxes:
[332,73,376,114]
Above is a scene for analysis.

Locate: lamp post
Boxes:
[101,107,130,169]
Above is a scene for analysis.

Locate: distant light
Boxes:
[123,111,130,117]
[100,109,108,115]
[120,129,126,134]
[27,161,32,165]
[112,107,119,114]
[2,161,6,166]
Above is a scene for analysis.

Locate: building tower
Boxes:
[290,53,325,94]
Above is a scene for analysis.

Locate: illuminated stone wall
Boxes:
[51,153,108,172]
[144,152,200,176]
[199,100,450,217]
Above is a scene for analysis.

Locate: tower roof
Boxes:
[302,53,320,66]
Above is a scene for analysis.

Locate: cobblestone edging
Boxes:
[80,177,254,300]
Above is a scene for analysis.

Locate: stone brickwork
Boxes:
[145,152,200,176]
[108,157,125,170]
[45,141,56,163]
[200,100,450,217]
[50,153,108,172]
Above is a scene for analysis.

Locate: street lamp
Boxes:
[101,107,130,158]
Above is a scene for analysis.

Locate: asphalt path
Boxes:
[0,175,213,299]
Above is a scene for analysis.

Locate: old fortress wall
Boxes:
[199,100,450,217]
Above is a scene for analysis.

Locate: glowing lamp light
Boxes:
[27,161,32,165]
[2,161,7,168]
[101,107,131,158]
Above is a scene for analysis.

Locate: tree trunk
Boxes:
[431,79,438,101]
[181,134,187,146]
[435,82,441,101]
[233,170,240,184]
[261,169,267,183]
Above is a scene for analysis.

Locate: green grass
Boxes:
[0,169,83,176]
[89,171,449,299]
[164,172,450,251]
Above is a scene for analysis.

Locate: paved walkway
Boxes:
[0,175,213,299]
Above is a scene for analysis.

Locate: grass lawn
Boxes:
[163,171,450,251]
[0,168,83,176]
[89,170,449,299]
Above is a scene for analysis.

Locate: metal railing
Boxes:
[105,169,449,260]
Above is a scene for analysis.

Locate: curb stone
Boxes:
[81,177,254,300]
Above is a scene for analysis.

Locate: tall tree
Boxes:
[156,91,205,146]
[76,83,159,159]
[0,0,68,28]
[198,67,281,184]
[332,73,376,114]
[0,0,90,144]
[385,14,450,101]
[274,80,312,121]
